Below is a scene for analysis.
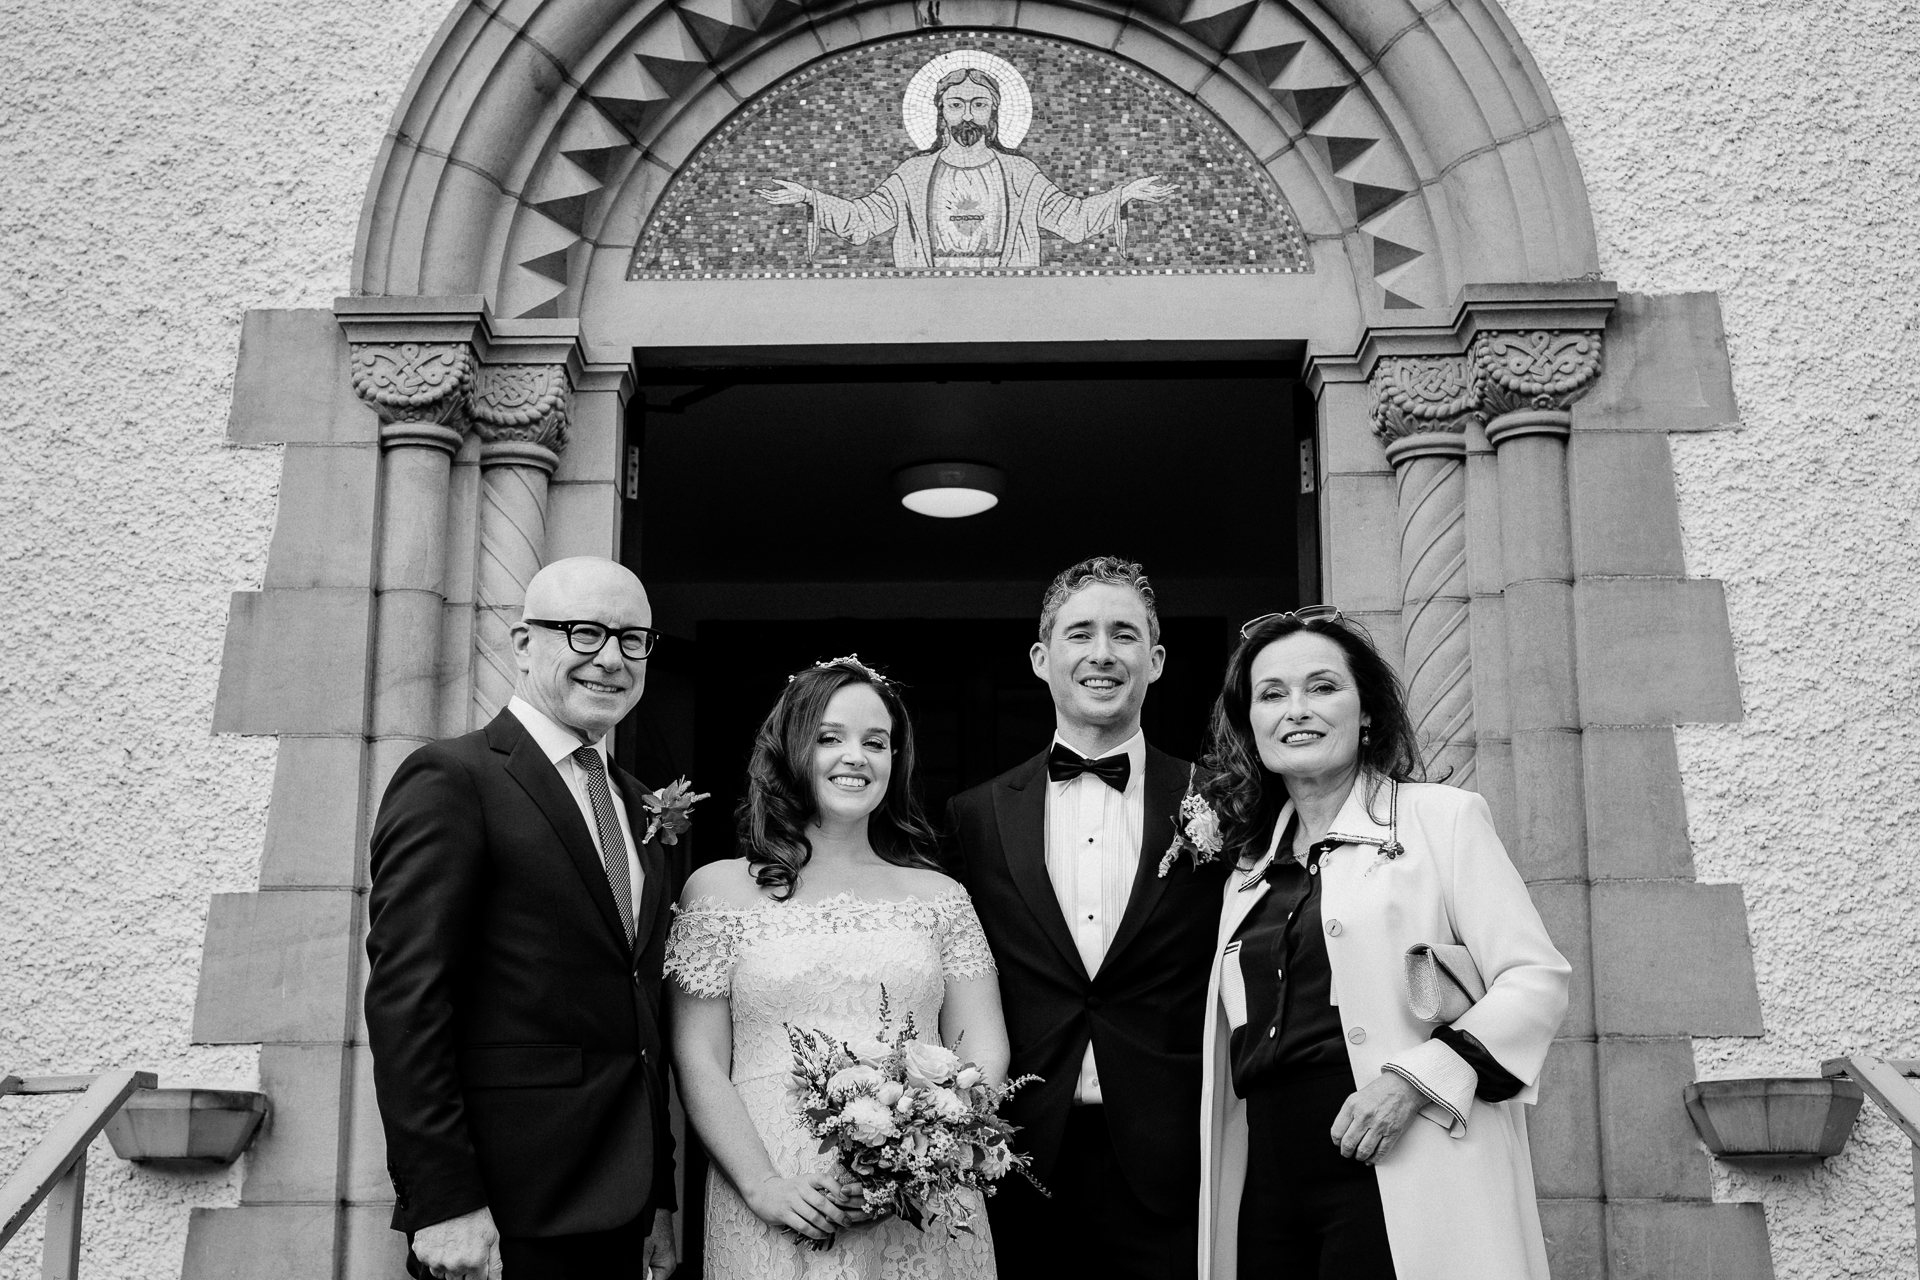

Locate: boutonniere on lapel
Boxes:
[1158,772,1225,878]
[640,777,711,846]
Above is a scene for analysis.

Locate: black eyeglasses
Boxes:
[525,618,661,660]
[1239,606,1345,639]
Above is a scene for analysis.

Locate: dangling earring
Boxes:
[1360,726,1372,746]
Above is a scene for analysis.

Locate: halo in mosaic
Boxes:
[903,49,1033,149]
[628,31,1311,281]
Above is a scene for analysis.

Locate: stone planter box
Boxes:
[103,1089,268,1166]
[1684,1077,1863,1162]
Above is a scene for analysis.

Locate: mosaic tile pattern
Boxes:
[628,31,1311,280]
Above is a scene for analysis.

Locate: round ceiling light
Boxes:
[894,461,1006,519]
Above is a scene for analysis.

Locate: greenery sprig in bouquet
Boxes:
[786,988,1040,1248]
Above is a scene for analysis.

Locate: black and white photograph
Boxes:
[1,1,1915,1278]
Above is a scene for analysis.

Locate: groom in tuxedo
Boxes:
[366,557,678,1280]
[950,557,1229,1280]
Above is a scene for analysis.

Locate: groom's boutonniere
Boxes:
[1158,771,1224,877]
[641,777,711,846]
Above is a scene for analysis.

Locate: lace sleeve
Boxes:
[664,900,742,999]
[932,892,997,981]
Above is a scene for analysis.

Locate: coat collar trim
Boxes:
[1234,776,1403,891]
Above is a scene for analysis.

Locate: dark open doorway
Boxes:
[615,354,1316,838]
[610,354,1312,1275]
[615,352,1315,811]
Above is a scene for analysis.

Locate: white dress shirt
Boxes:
[1044,728,1147,1105]
[508,696,644,927]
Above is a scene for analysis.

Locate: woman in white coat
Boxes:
[1191,609,1570,1280]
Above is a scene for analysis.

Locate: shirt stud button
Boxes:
[1348,1027,1367,1045]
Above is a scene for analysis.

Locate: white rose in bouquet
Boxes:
[926,1086,969,1122]
[876,1080,905,1106]
[848,1035,894,1065]
[954,1067,981,1090]
[842,1096,899,1144]
[903,1041,962,1088]
[827,1064,884,1098]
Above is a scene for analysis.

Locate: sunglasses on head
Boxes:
[1238,606,1346,639]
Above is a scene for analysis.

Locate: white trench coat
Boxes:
[1197,779,1570,1280]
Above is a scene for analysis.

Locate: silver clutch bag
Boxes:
[1405,942,1487,1024]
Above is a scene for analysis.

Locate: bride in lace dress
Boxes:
[667,657,1008,1280]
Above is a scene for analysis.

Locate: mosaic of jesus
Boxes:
[756,49,1177,270]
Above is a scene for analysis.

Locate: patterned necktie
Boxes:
[1047,742,1131,792]
[571,746,635,945]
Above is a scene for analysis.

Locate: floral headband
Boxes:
[789,653,892,687]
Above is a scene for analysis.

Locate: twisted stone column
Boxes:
[1370,355,1482,784]
[469,363,571,726]
[349,342,472,757]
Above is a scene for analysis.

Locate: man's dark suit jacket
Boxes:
[947,743,1229,1218]
[365,710,676,1240]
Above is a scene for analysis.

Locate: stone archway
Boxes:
[355,0,1598,321]
[192,3,1773,1277]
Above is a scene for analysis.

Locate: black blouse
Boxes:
[1227,823,1347,1095]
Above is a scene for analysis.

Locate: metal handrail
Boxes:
[0,1071,156,1278]
[1823,1055,1920,1276]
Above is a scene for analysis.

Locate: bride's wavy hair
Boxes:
[1198,612,1424,867]
[735,658,944,900]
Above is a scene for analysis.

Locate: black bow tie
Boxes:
[1047,743,1131,792]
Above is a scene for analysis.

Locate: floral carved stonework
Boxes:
[470,364,571,451]
[1474,330,1604,417]
[1368,355,1483,443]
[349,342,473,426]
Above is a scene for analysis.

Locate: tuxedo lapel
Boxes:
[1103,746,1188,969]
[490,712,629,950]
[994,749,1088,982]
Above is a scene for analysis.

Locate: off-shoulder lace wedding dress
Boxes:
[666,889,1001,1280]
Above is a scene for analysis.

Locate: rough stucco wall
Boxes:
[1503,2,1920,1276]
[2,0,1915,1276]
[0,2,446,1276]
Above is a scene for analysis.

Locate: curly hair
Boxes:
[1037,555,1160,645]
[734,659,944,900]
[1198,612,1423,867]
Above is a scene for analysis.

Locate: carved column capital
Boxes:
[350,342,473,452]
[1475,330,1604,445]
[1368,355,1482,456]
[469,363,571,462]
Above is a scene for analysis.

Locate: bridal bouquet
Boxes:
[786,991,1039,1245]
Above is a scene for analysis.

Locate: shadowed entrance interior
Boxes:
[616,355,1314,825]
[612,355,1311,1275]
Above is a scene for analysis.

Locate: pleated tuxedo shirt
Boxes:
[1044,728,1147,1105]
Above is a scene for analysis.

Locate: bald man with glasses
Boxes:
[366,557,682,1280]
